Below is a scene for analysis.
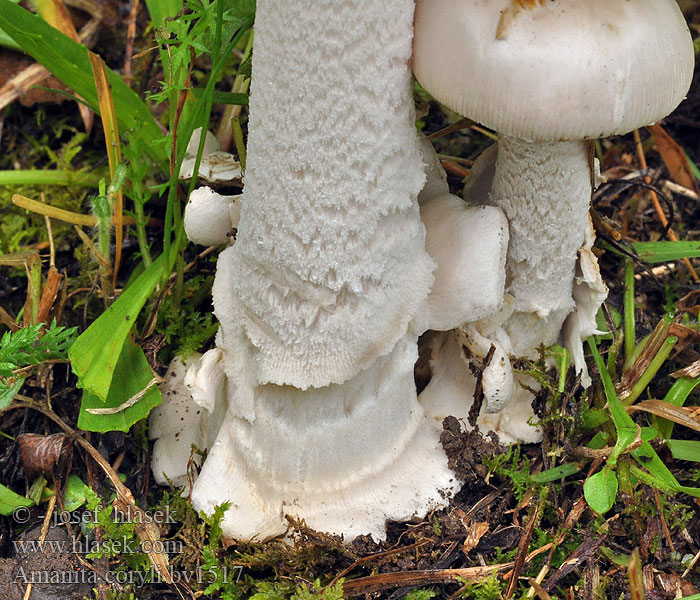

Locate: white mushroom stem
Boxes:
[193,334,460,541]
[225,0,433,391]
[189,0,470,542]
[489,135,593,356]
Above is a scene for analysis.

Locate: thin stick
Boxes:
[123,0,140,86]
[22,494,57,600]
[13,194,162,227]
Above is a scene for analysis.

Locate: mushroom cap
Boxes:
[184,186,238,246]
[413,0,694,142]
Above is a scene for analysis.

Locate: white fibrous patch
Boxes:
[224,0,433,389]
[149,356,206,488]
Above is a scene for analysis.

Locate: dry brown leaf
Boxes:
[671,360,700,379]
[628,549,645,600]
[36,267,63,325]
[628,400,700,434]
[649,123,699,193]
[462,522,490,553]
[655,568,697,596]
[527,577,552,600]
[17,433,68,473]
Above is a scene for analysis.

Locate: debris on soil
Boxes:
[440,415,502,484]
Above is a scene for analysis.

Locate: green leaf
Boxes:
[584,467,618,514]
[28,476,47,505]
[0,483,33,516]
[666,439,700,463]
[69,250,171,402]
[63,474,89,512]
[657,376,700,439]
[0,378,25,409]
[531,462,582,483]
[0,0,20,49]
[0,321,76,376]
[77,338,161,432]
[632,240,700,263]
[599,546,631,567]
[249,582,287,600]
[143,0,182,28]
[0,0,167,166]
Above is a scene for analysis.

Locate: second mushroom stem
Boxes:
[489,134,592,356]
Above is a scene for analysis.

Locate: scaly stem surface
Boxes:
[490,135,592,355]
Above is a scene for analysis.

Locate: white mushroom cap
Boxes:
[180,127,242,182]
[413,0,694,141]
[184,186,239,246]
[420,194,508,331]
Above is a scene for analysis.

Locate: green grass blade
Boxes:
[622,336,678,406]
[0,0,20,49]
[0,0,167,166]
[531,462,581,484]
[666,439,700,462]
[189,88,249,105]
[633,241,700,263]
[0,169,103,187]
[587,337,636,431]
[657,376,700,439]
[623,259,635,361]
[143,0,182,27]
[683,150,700,182]
[69,249,174,402]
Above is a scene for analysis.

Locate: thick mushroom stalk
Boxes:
[180,0,509,541]
[489,136,592,355]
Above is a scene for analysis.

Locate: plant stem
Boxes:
[0,170,103,187]
[622,336,678,406]
[623,258,636,361]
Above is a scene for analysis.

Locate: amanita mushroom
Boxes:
[149,0,518,541]
[161,0,513,541]
[413,0,694,375]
